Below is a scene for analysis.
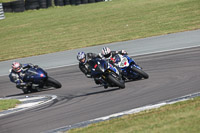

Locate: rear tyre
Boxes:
[131,67,149,79]
[46,77,62,88]
[107,74,125,89]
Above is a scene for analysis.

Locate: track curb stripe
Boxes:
[0,95,57,117]
[44,92,200,133]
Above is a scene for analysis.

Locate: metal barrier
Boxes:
[0,3,5,20]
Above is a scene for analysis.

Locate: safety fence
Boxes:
[2,0,106,13]
[0,3,5,20]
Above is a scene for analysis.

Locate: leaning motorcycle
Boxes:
[113,54,149,80]
[20,67,62,94]
[88,58,125,89]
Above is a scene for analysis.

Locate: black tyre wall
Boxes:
[54,0,64,6]
[88,0,95,3]
[71,0,84,5]
[70,0,76,5]
[47,0,52,7]
[11,0,25,12]
[63,0,70,5]
[81,0,88,4]
[25,0,40,10]
[75,0,81,5]
[2,2,13,12]
[95,0,103,2]
[39,0,47,8]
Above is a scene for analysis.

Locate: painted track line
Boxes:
[0,95,57,118]
[44,91,200,133]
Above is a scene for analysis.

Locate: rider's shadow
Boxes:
[73,87,121,99]
[6,87,59,97]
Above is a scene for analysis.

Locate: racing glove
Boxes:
[86,74,92,78]
[121,50,127,55]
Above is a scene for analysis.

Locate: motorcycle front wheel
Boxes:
[131,67,149,79]
[107,74,125,89]
[46,77,62,88]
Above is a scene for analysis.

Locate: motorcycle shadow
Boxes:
[124,78,146,83]
[74,87,121,99]
[6,87,59,97]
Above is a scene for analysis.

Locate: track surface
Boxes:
[0,47,200,133]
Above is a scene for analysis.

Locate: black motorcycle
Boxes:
[20,67,61,94]
[88,58,125,89]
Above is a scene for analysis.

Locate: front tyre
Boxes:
[107,74,125,89]
[46,77,62,88]
[132,67,149,79]
[22,88,29,94]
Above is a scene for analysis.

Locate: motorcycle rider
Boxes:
[99,47,128,62]
[9,62,38,89]
[77,52,105,86]
[99,47,128,74]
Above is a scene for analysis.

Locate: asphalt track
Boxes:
[0,45,200,132]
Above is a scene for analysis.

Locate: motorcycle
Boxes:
[88,58,125,89]
[20,66,62,94]
[113,54,149,81]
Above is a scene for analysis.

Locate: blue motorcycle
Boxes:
[21,67,61,93]
[114,54,149,80]
[88,58,125,89]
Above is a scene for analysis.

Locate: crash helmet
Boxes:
[12,62,22,72]
[77,52,86,63]
[102,47,112,58]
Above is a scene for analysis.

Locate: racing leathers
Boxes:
[9,63,37,89]
[99,50,128,62]
[99,50,128,74]
[78,53,99,78]
[78,53,104,85]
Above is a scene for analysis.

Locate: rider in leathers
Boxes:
[9,62,38,89]
[99,47,128,63]
[77,52,99,78]
[77,47,127,88]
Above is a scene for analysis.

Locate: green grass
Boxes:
[68,97,200,133]
[0,0,16,2]
[0,0,200,61]
[0,99,21,111]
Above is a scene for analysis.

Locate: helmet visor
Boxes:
[13,67,21,72]
[80,58,86,63]
[104,53,111,58]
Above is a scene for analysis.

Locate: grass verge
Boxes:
[0,0,15,2]
[0,99,21,111]
[0,0,200,61]
[68,97,200,133]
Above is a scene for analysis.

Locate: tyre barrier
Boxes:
[25,0,40,10]
[2,2,13,12]
[11,0,25,12]
[2,0,106,13]
[47,0,52,7]
[39,0,47,9]
[54,0,64,6]
[81,0,88,4]
[0,3,5,20]
[88,0,95,3]
[64,0,70,5]
[70,0,81,5]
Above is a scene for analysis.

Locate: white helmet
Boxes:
[102,47,112,58]
[12,62,22,72]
